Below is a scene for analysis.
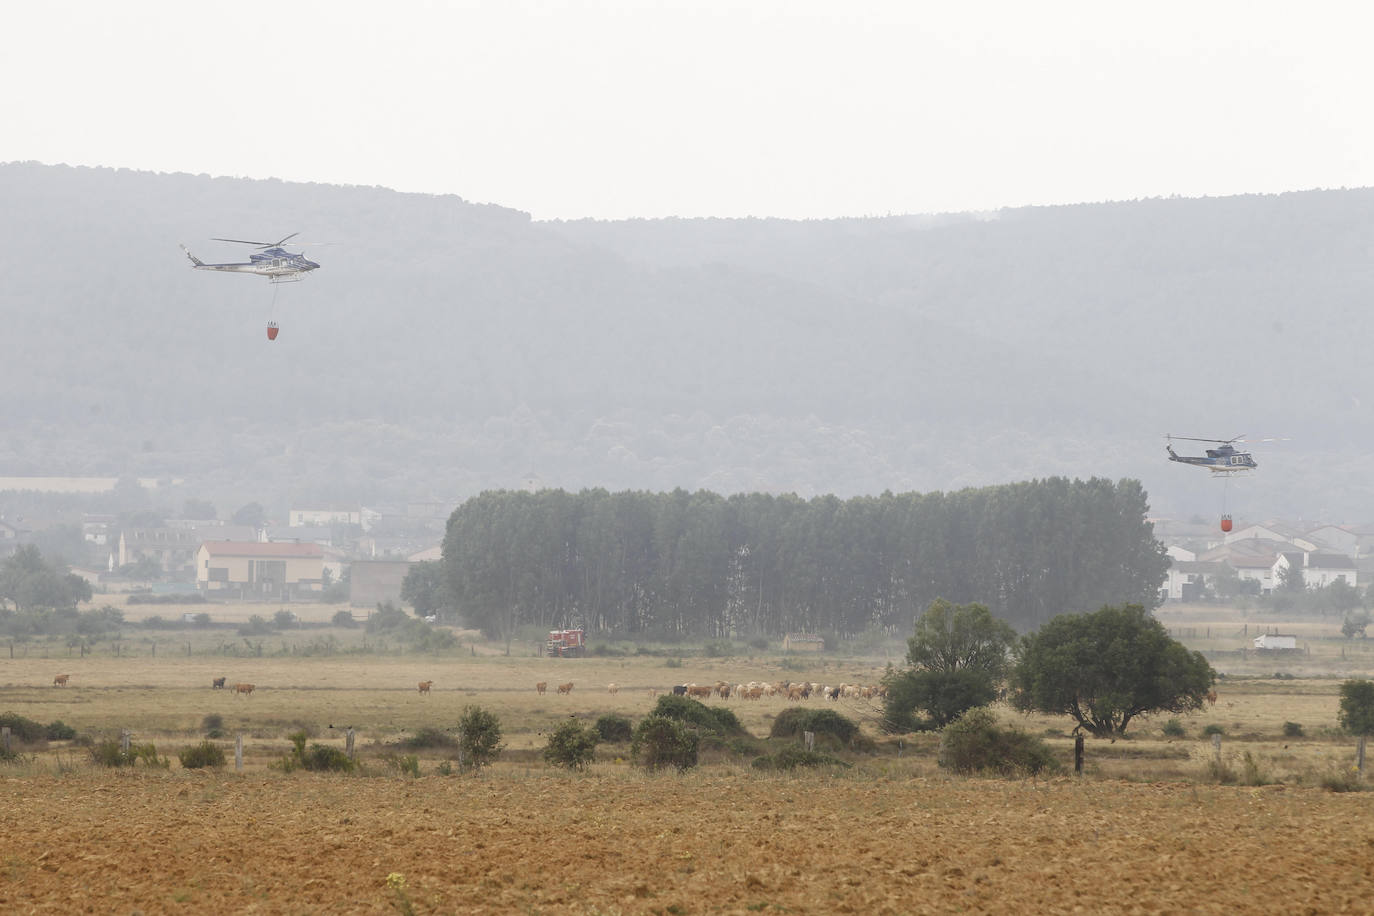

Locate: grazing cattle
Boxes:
[672,684,688,696]
[418,680,434,694]
[1206,690,1218,705]
[234,683,255,696]
[536,681,548,695]
[53,674,70,687]
[557,682,574,695]
[745,686,764,700]
[687,684,713,699]
[212,677,227,689]
[607,683,619,694]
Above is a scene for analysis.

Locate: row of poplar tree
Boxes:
[440,477,1168,640]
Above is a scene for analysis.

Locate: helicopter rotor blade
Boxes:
[1164,435,1241,444]
[211,233,302,249]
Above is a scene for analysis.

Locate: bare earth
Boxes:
[1,772,1371,914]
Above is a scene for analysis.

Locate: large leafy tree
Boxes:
[883,598,1017,730]
[0,545,92,613]
[1338,679,1374,736]
[401,560,448,617]
[1010,603,1214,738]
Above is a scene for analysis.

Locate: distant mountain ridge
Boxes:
[1,162,1369,521]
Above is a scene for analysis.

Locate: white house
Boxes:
[1164,559,1223,601]
[288,506,361,527]
[1272,550,1358,590]
[1224,523,1298,546]
[1253,633,1298,650]
[1305,525,1360,557]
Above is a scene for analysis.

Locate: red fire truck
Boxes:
[546,628,586,657]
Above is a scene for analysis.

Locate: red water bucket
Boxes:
[266,321,279,341]
[1220,515,1233,533]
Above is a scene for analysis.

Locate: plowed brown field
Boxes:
[2,772,1371,914]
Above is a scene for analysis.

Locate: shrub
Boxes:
[398,727,456,750]
[702,640,734,658]
[1161,719,1186,738]
[178,740,227,769]
[769,708,865,751]
[664,657,683,668]
[280,730,355,773]
[91,739,168,768]
[594,713,634,744]
[457,706,503,771]
[751,746,850,771]
[379,753,421,778]
[1201,724,1226,737]
[1319,768,1365,793]
[1282,721,1305,738]
[748,635,770,651]
[0,712,47,743]
[237,614,276,636]
[544,721,600,770]
[331,610,359,628]
[650,694,745,736]
[44,720,76,741]
[631,715,699,771]
[202,713,224,738]
[938,708,1059,777]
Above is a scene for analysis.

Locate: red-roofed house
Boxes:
[196,541,324,599]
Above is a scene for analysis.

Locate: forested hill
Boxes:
[1,162,1370,520]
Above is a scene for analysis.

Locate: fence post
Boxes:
[1212,732,1222,764]
[2,726,10,755]
[346,728,356,759]
[1359,736,1367,781]
[235,734,243,772]
[121,730,131,756]
[803,730,815,752]
[1074,734,1085,775]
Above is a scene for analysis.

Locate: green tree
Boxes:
[401,560,448,617]
[630,715,699,771]
[1010,603,1215,738]
[1338,679,1374,735]
[118,555,163,580]
[456,705,503,770]
[543,721,600,770]
[1342,611,1370,640]
[232,502,266,527]
[883,599,1016,730]
[0,545,92,613]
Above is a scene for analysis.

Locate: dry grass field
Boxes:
[2,598,1373,912]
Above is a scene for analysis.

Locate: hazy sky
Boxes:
[5,1,1368,220]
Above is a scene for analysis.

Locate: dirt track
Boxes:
[2,771,1371,914]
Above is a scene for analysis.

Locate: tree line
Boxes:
[441,478,1168,641]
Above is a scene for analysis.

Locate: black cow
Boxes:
[672,684,688,696]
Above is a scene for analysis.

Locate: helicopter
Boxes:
[179,233,320,283]
[1165,435,1257,473]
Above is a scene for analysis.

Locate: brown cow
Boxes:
[556,682,574,695]
[687,684,712,699]
[234,683,255,696]
[418,680,434,694]
[53,674,70,687]
[212,677,227,689]
[535,681,547,695]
